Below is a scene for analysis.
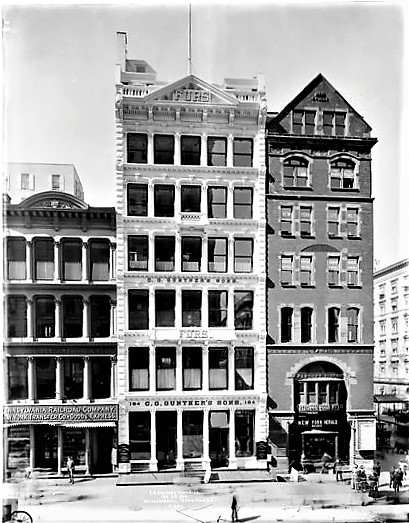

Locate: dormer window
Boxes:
[283,157,309,188]
[323,111,346,136]
[292,110,316,135]
[330,159,356,190]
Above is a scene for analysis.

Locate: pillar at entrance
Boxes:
[203,410,211,472]
[176,409,184,470]
[85,428,91,475]
[149,411,158,471]
[29,425,35,471]
[228,408,237,469]
[57,426,63,476]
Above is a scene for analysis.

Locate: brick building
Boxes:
[265,74,377,469]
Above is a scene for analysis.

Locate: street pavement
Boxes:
[3,469,409,523]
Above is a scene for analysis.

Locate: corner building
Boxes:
[115,35,268,473]
[266,75,377,469]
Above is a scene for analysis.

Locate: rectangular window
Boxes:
[304,110,316,135]
[63,357,83,399]
[234,291,253,330]
[347,208,359,237]
[347,256,359,286]
[36,357,56,400]
[91,357,111,399]
[300,206,312,236]
[301,308,313,343]
[292,111,303,134]
[89,240,110,281]
[283,158,309,187]
[208,238,227,272]
[34,238,54,280]
[391,317,398,334]
[129,347,149,391]
[128,236,148,271]
[207,137,227,166]
[347,308,359,342]
[154,134,174,164]
[234,238,253,273]
[328,256,340,286]
[154,236,175,272]
[127,184,148,216]
[183,346,202,390]
[208,290,228,327]
[280,255,293,286]
[35,297,55,338]
[61,239,82,281]
[233,138,253,167]
[183,411,203,458]
[307,382,316,404]
[129,412,151,459]
[335,112,346,135]
[328,207,340,237]
[233,187,253,219]
[300,256,313,286]
[209,347,228,390]
[62,296,83,338]
[156,347,176,390]
[292,110,316,135]
[155,290,176,327]
[181,237,202,272]
[127,133,148,164]
[323,111,333,136]
[330,160,356,190]
[21,173,30,189]
[208,186,227,218]
[154,185,174,217]
[90,295,111,338]
[128,290,149,330]
[7,296,27,337]
[182,290,202,327]
[323,111,346,136]
[281,307,293,342]
[235,410,254,457]
[328,307,340,343]
[7,237,26,280]
[181,185,201,212]
[51,174,61,190]
[181,136,201,165]
[234,347,254,390]
[280,206,293,236]
[8,357,28,400]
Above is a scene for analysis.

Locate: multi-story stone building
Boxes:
[3,172,117,477]
[114,33,268,474]
[374,259,409,400]
[265,74,377,469]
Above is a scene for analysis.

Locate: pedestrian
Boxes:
[231,493,238,522]
[321,452,332,474]
[67,456,75,484]
[334,459,343,482]
[390,466,396,488]
[393,468,404,493]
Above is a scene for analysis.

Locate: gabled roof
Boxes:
[270,73,372,131]
[143,74,241,105]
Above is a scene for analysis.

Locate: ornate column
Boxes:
[227,134,234,168]
[174,132,181,166]
[175,287,182,330]
[175,237,182,275]
[148,181,154,217]
[174,182,181,217]
[27,298,33,340]
[54,241,60,281]
[110,243,116,280]
[110,356,117,398]
[26,240,32,280]
[202,346,209,391]
[150,410,158,471]
[201,133,207,167]
[83,298,89,339]
[55,299,61,339]
[83,357,91,401]
[55,357,63,400]
[202,289,209,329]
[228,345,235,391]
[149,289,155,331]
[228,234,234,274]
[150,346,156,392]
[147,132,154,165]
[176,346,183,392]
[29,425,35,471]
[149,234,155,272]
[203,409,210,471]
[176,409,184,470]
[57,426,64,476]
[110,299,117,337]
[229,408,237,469]
[28,357,35,401]
[228,289,235,330]
[85,428,91,475]
[82,242,88,281]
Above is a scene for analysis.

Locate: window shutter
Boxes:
[294,206,300,234]
[340,208,347,235]
[340,251,347,284]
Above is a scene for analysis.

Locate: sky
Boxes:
[2,1,408,270]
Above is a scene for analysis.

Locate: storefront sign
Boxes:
[129,396,259,409]
[145,275,238,284]
[256,441,268,460]
[297,404,344,413]
[297,418,339,430]
[180,329,208,339]
[3,404,119,424]
[358,420,376,450]
[173,89,211,103]
[117,444,130,464]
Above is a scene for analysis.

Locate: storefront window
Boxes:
[129,412,151,459]
[182,347,202,390]
[7,296,27,338]
[7,237,26,280]
[36,357,56,399]
[8,357,28,400]
[129,347,149,391]
[63,427,86,466]
[61,239,82,281]
[235,410,254,457]
[8,426,30,470]
[35,426,58,469]
[156,347,176,390]
[183,411,203,458]
[209,347,228,390]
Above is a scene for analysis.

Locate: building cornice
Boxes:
[374,259,409,280]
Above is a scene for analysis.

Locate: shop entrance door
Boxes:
[209,411,229,469]
[34,426,58,470]
[302,431,337,461]
[156,411,177,470]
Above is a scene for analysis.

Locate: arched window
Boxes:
[330,159,356,189]
[283,157,309,188]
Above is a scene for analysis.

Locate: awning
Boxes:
[374,394,407,403]
[62,422,116,428]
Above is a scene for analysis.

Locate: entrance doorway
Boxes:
[302,432,337,461]
[34,426,57,470]
[209,411,229,469]
[156,411,177,470]
[92,428,114,473]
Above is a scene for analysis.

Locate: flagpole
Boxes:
[188,4,192,75]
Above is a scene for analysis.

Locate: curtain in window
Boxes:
[132,369,149,390]
[183,369,201,389]
[209,369,227,389]
[157,369,175,390]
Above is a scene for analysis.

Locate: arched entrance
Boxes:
[289,361,350,468]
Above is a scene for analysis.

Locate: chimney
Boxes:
[116,31,128,82]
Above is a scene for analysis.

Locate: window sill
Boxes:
[347,235,362,240]
[300,284,315,289]
[300,234,315,239]
[347,284,362,289]
[281,284,297,288]
[331,188,360,193]
[283,186,314,191]
[328,235,342,240]
[280,233,296,239]
[328,285,343,289]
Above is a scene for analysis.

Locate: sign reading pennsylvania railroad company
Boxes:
[3,404,118,424]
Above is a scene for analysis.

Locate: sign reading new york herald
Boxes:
[4,404,118,424]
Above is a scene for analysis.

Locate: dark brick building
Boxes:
[266,74,377,470]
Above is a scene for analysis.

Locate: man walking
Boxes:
[231,493,239,522]
[67,456,75,484]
